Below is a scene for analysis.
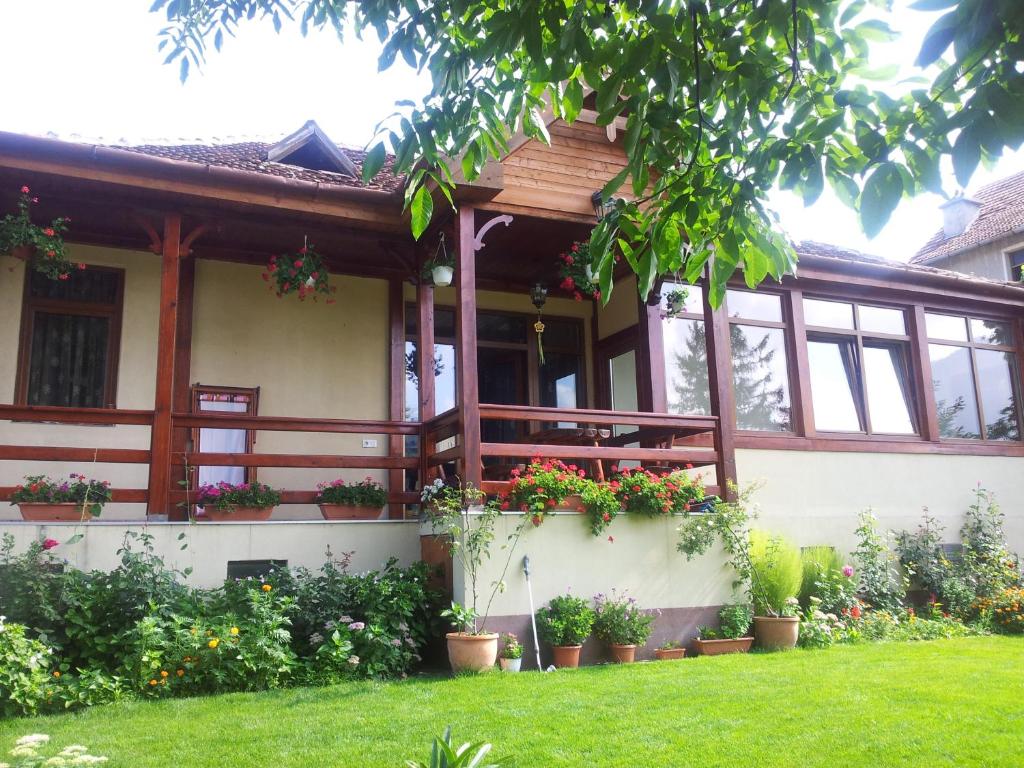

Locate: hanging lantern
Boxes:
[531,282,548,365]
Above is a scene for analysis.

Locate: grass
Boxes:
[2,637,1022,767]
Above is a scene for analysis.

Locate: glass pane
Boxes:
[731,325,792,431]
[926,313,968,342]
[660,283,704,316]
[27,312,110,408]
[540,352,582,410]
[405,307,456,339]
[807,339,862,431]
[404,340,457,420]
[663,317,711,415]
[803,299,854,329]
[609,350,639,443]
[929,344,981,439]
[863,344,916,434]
[477,312,528,343]
[197,400,248,488]
[726,290,783,322]
[29,268,119,304]
[975,350,1020,440]
[543,318,583,348]
[859,306,906,335]
[970,318,1013,346]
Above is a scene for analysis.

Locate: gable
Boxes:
[266,120,357,177]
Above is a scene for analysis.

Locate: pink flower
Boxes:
[842,565,854,578]
[348,621,365,631]
[42,538,59,550]
[293,259,303,268]
[43,228,55,237]
[20,185,29,194]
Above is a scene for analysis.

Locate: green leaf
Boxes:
[362,143,387,182]
[410,184,433,240]
[915,11,957,68]
[563,78,584,123]
[859,162,903,238]
[952,128,981,188]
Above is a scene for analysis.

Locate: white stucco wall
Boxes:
[926,234,1024,282]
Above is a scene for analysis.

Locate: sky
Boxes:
[1,1,1020,263]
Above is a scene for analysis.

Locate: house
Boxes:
[912,171,1024,281]
[1,120,1022,656]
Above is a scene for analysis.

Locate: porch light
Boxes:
[530,282,548,310]
[591,191,617,221]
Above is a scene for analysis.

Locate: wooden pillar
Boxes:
[388,277,406,519]
[637,297,667,413]
[784,289,816,438]
[454,206,482,489]
[168,252,195,520]
[147,213,182,517]
[909,304,940,442]
[703,280,738,500]
[417,255,436,488]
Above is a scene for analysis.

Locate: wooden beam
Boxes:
[418,251,437,486]
[0,445,149,463]
[480,442,718,465]
[1,487,148,503]
[169,253,196,521]
[177,452,418,469]
[909,304,941,441]
[0,404,153,425]
[388,277,407,518]
[456,206,483,488]
[785,289,816,438]
[170,412,420,434]
[637,298,667,413]
[147,213,181,517]
[703,279,738,499]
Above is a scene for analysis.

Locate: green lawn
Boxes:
[2,637,1022,767]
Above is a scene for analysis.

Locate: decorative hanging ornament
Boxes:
[530,282,548,366]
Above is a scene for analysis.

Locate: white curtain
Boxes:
[197,401,248,487]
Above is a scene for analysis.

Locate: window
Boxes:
[192,385,260,488]
[660,284,711,416]
[1008,247,1024,282]
[803,299,916,435]
[16,267,124,408]
[926,313,1021,440]
[726,289,792,431]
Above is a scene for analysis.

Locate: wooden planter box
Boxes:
[199,506,274,522]
[17,503,93,522]
[319,504,383,520]
[693,637,754,656]
[655,647,686,660]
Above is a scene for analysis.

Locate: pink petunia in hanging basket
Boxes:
[263,243,336,303]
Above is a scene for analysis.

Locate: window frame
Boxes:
[1005,246,1024,282]
[14,265,125,409]
[924,311,1023,442]
[190,384,261,485]
[803,298,918,437]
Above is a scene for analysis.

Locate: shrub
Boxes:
[536,594,595,646]
[960,487,1021,600]
[196,481,281,511]
[799,546,856,615]
[9,473,111,516]
[981,586,1024,634]
[315,477,387,508]
[894,512,949,595]
[407,728,513,768]
[3,734,109,767]
[580,481,621,536]
[609,466,704,518]
[798,598,847,649]
[0,534,66,648]
[0,617,53,718]
[748,530,802,617]
[50,667,131,710]
[718,603,753,639]
[503,459,588,524]
[592,591,655,646]
[852,510,905,612]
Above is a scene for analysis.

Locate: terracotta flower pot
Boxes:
[199,506,274,522]
[693,637,754,656]
[551,644,583,668]
[498,657,522,672]
[319,503,382,521]
[10,244,35,262]
[655,647,686,661]
[446,632,498,673]
[17,503,93,522]
[609,643,637,663]
[753,616,800,651]
[555,494,585,513]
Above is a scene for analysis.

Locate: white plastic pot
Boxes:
[432,265,454,287]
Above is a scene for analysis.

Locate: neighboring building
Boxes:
[912,171,1024,281]
[1,121,1022,661]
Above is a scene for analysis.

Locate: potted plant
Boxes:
[503,459,588,526]
[749,530,803,650]
[0,186,77,281]
[9,473,111,521]
[660,286,690,320]
[195,481,281,521]
[423,237,455,287]
[693,604,754,656]
[429,483,528,673]
[557,241,601,301]
[498,633,523,672]
[592,591,654,663]
[315,477,386,520]
[610,466,704,517]
[263,242,337,303]
[535,594,595,668]
[654,640,686,661]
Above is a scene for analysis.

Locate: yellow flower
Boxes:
[230,627,239,636]
[176,669,185,677]
[149,679,158,687]
[190,628,197,635]
[52,671,61,679]
[262,584,272,592]
[160,670,169,678]
[208,638,220,649]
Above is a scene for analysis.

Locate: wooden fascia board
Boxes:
[0,132,405,231]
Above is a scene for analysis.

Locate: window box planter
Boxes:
[555,494,585,512]
[551,644,583,668]
[446,632,498,673]
[753,616,799,650]
[16,503,93,522]
[609,643,637,663]
[654,647,686,661]
[199,506,274,522]
[319,503,382,520]
[692,637,754,656]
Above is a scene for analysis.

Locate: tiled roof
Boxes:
[114,140,404,193]
[911,171,1024,264]
[795,240,889,264]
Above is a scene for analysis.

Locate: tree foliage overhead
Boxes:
[152,0,1023,305]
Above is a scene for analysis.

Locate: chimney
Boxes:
[940,194,982,238]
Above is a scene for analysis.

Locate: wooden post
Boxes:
[147,213,182,517]
[455,206,482,489]
[785,289,816,438]
[168,252,195,520]
[909,304,940,441]
[388,277,406,519]
[637,297,667,413]
[703,280,738,500]
[418,253,436,488]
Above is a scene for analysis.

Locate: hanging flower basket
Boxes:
[0,186,78,281]
[558,241,601,302]
[661,287,691,320]
[263,243,336,303]
[422,233,454,286]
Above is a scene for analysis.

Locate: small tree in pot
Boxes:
[535,594,595,668]
[748,530,802,650]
